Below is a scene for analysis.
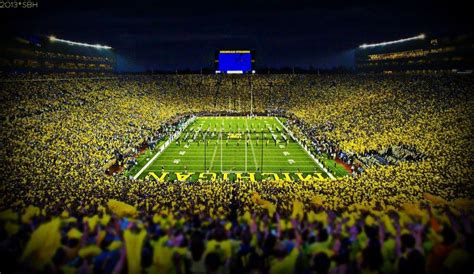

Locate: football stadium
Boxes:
[129,116,340,182]
[1,1,474,273]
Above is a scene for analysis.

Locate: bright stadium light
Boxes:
[227,70,244,74]
[359,34,426,49]
[49,35,112,49]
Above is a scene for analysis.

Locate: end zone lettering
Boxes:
[147,172,331,182]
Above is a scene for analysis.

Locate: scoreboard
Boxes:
[215,50,255,74]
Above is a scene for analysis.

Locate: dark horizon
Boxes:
[1,0,472,72]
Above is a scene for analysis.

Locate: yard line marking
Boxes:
[249,134,258,169]
[246,117,259,169]
[244,131,247,172]
[208,144,218,171]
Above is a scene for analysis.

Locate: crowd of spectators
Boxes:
[0,73,473,273]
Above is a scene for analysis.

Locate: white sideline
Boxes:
[274,117,335,179]
[133,116,196,179]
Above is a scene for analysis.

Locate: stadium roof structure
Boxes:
[359,34,426,49]
[49,36,112,50]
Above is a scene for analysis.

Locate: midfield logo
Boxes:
[227,133,242,139]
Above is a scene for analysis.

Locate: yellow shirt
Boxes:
[124,229,147,274]
[269,248,299,274]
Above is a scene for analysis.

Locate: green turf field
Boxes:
[132,116,341,181]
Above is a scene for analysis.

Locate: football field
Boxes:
[132,116,334,181]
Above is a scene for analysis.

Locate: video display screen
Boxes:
[218,50,252,73]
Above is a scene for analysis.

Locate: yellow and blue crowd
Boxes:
[0,73,473,273]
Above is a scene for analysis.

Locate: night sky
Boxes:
[1,0,471,72]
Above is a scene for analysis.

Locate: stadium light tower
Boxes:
[49,35,112,49]
[359,34,425,49]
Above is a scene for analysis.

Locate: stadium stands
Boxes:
[0,73,473,273]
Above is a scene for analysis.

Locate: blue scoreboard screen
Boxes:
[217,50,253,74]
